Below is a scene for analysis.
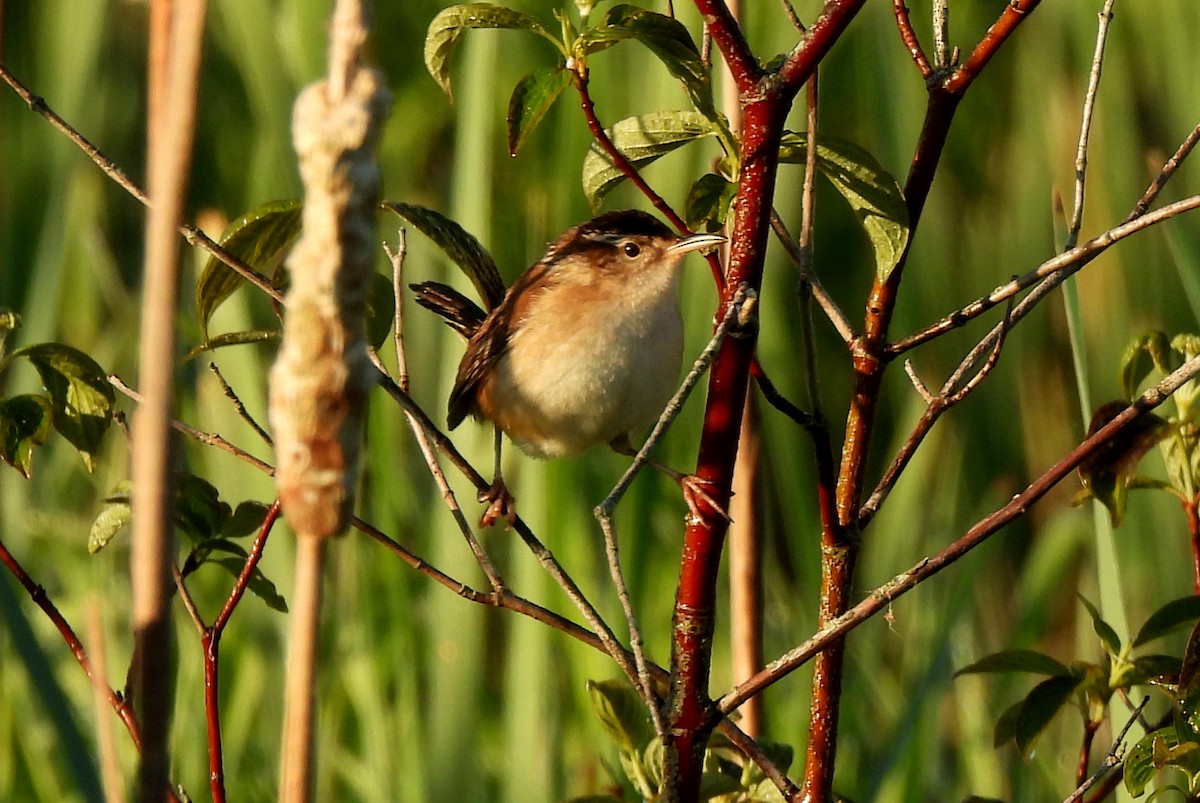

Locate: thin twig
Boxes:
[1125,121,1200,223]
[893,0,932,77]
[591,290,751,738]
[0,535,145,748]
[0,61,282,304]
[769,210,855,343]
[1062,696,1148,803]
[597,286,752,517]
[372,259,506,593]
[888,194,1200,355]
[862,294,1015,524]
[204,499,279,803]
[172,564,206,638]
[1065,0,1117,252]
[111,375,276,474]
[778,0,806,33]
[384,231,410,392]
[569,65,726,289]
[932,0,951,69]
[208,362,273,446]
[719,355,1200,714]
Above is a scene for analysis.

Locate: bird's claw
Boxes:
[679,475,731,524]
[478,480,517,528]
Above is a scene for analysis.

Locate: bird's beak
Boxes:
[668,231,727,256]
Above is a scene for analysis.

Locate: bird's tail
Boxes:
[409,281,487,339]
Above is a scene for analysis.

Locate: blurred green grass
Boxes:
[1,1,1198,800]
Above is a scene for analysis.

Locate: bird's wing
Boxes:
[447,264,550,429]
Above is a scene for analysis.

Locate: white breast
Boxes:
[492,269,684,458]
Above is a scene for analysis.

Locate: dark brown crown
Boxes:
[543,210,674,263]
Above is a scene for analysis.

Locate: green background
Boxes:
[1,1,1198,800]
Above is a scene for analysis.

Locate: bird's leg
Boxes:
[479,426,517,527]
[609,436,729,522]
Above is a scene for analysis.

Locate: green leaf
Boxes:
[640,736,663,795]
[184,329,281,362]
[1078,594,1123,656]
[1078,401,1171,526]
[208,555,288,612]
[175,473,232,544]
[425,3,559,100]
[9,343,114,472]
[0,308,19,357]
[992,699,1023,747]
[1125,725,1200,797]
[954,649,1072,678]
[1134,597,1200,648]
[1133,654,1183,686]
[581,111,718,211]
[381,202,505,311]
[223,501,271,539]
[367,272,396,350]
[1174,334,1200,361]
[579,5,714,116]
[1177,684,1200,745]
[506,67,570,156]
[1121,331,1173,400]
[586,679,655,757]
[1180,619,1200,691]
[779,132,909,282]
[0,394,53,478]
[88,483,133,553]
[196,200,299,335]
[1172,334,1200,418]
[1013,674,1082,758]
[684,173,736,233]
[1126,728,1171,796]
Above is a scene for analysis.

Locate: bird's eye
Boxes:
[622,242,641,258]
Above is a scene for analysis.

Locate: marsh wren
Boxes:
[412,209,725,525]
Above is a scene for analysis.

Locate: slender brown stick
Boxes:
[719,355,1200,713]
[208,363,273,446]
[1126,122,1200,223]
[0,61,282,304]
[279,535,326,802]
[887,194,1200,355]
[85,601,126,803]
[132,3,206,797]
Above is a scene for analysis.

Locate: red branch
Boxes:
[663,2,871,798]
[0,535,143,748]
[200,499,281,803]
[947,0,1044,95]
[893,0,933,77]
[719,356,1200,710]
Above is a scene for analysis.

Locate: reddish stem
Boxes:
[570,68,726,288]
[0,536,143,747]
[662,3,869,799]
[1077,719,1100,789]
[1186,494,1200,597]
[201,500,281,803]
[892,0,933,78]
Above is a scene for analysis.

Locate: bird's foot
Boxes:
[676,474,731,525]
[478,480,518,528]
